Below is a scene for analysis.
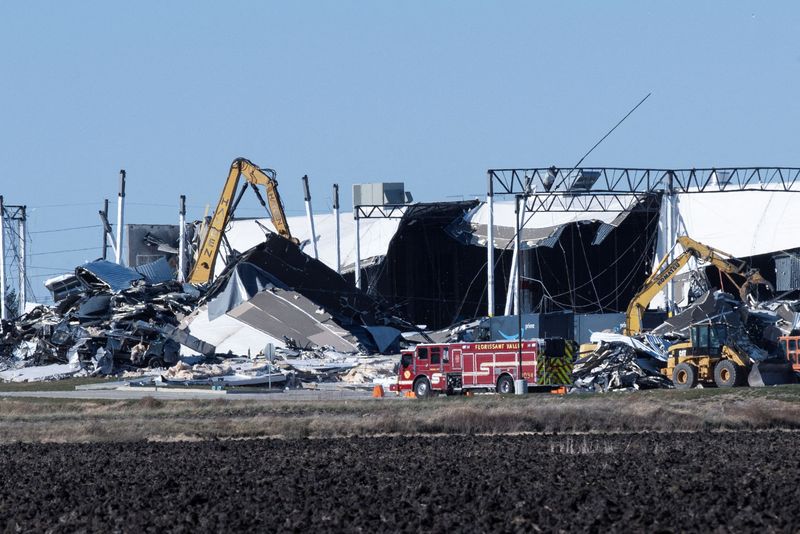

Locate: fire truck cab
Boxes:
[393,340,543,397]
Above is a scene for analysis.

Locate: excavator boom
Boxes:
[188,158,295,285]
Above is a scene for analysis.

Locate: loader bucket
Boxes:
[747,360,796,387]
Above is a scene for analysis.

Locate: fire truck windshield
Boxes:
[401,353,412,367]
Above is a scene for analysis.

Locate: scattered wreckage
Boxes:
[0,236,416,388]
[0,259,200,378]
[3,216,800,398]
[572,340,672,392]
[572,290,800,392]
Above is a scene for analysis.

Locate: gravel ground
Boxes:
[1,431,799,532]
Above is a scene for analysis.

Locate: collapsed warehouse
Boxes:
[2,164,800,391]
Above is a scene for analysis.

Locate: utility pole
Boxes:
[101,199,109,260]
[302,175,318,259]
[98,208,118,260]
[333,184,341,274]
[178,195,186,282]
[504,199,526,317]
[115,169,126,265]
[514,194,527,395]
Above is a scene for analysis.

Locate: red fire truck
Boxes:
[391,339,550,397]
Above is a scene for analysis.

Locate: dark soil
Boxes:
[1,431,799,533]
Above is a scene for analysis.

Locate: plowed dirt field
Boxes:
[1,431,798,532]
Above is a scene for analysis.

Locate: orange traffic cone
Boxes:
[372,385,384,398]
[404,391,416,398]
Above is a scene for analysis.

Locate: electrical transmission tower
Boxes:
[0,196,28,320]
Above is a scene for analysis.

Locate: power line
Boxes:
[30,224,102,234]
[28,202,102,208]
[29,246,99,257]
[27,266,74,271]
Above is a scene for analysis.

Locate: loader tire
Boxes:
[673,363,698,390]
[413,377,432,399]
[496,375,514,394]
[713,359,741,388]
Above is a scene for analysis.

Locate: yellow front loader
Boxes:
[665,323,794,388]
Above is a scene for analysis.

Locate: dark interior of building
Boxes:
[345,197,662,331]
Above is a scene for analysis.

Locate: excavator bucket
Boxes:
[747,359,796,387]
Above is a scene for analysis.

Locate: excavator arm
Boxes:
[238,160,294,242]
[625,236,773,335]
[676,236,773,301]
[188,158,295,285]
[625,249,693,336]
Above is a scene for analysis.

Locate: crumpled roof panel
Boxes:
[75,260,144,292]
[134,257,175,284]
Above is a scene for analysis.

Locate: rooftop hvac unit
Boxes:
[712,170,732,186]
[568,171,600,193]
[352,182,413,206]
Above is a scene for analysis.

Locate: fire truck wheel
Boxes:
[413,377,432,399]
[496,375,514,394]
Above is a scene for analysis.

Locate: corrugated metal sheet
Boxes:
[134,257,175,284]
[775,254,800,291]
[76,260,144,292]
[592,223,615,245]
[537,226,566,249]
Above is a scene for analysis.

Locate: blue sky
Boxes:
[1,1,798,302]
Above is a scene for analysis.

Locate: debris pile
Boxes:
[0,259,203,376]
[572,342,672,392]
[182,234,417,354]
[572,289,800,392]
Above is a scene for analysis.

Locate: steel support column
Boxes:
[354,212,361,290]
[486,172,495,317]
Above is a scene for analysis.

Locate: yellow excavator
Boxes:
[625,236,772,336]
[625,235,792,388]
[188,157,297,285]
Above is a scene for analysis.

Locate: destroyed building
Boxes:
[181,167,800,349]
[3,165,800,391]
